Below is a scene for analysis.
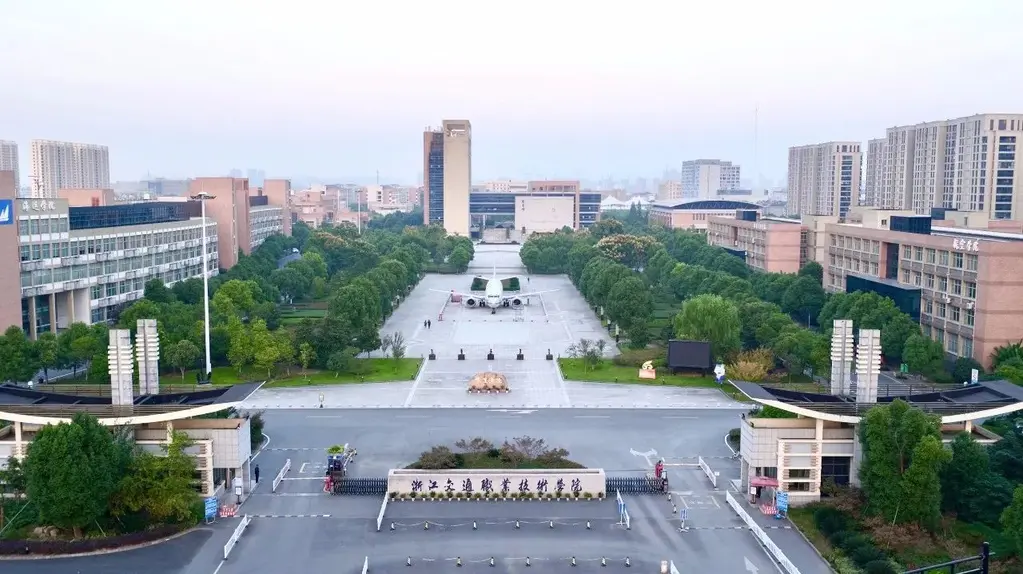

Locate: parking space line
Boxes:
[299,462,308,474]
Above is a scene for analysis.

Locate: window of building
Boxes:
[935,329,945,344]
[952,252,964,268]
[925,248,936,263]
[854,238,862,250]
[966,254,978,271]
[923,324,932,337]
[948,335,959,354]
[901,269,911,283]
[963,338,974,357]
[789,482,811,492]
[789,469,811,479]
[950,306,960,322]
[913,271,921,286]
[924,274,934,289]
[965,308,975,326]
[950,279,962,295]
[903,245,912,259]
[913,246,923,260]
[966,282,976,298]
[937,302,947,318]
[924,300,933,315]
[939,250,950,265]
[820,457,851,487]
[870,262,879,275]
[830,235,836,246]
[938,277,948,292]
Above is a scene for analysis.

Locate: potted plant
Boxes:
[597,491,605,499]
[583,492,594,499]
[446,491,454,499]
[473,492,483,500]
[573,491,581,499]
[429,491,437,499]
[546,493,554,500]
[389,491,398,500]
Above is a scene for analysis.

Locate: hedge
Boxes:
[813,507,897,574]
[0,523,186,556]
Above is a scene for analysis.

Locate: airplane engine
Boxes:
[465,298,478,308]
[511,298,523,308]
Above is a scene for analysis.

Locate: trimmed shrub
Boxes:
[863,560,897,574]
[813,506,851,536]
[848,545,886,567]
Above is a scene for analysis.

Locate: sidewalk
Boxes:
[741,498,833,574]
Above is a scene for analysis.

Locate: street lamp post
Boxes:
[191,191,216,382]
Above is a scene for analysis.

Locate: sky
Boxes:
[1,0,1021,186]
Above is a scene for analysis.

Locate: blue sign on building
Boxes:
[204,496,218,520]
[0,199,13,226]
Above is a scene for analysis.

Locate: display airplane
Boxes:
[432,267,558,314]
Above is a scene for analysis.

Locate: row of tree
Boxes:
[522,219,987,382]
[0,221,473,383]
[857,402,1023,558]
[0,413,200,538]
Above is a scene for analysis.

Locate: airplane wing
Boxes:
[430,289,477,299]
[507,289,559,299]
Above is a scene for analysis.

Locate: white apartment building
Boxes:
[10,198,218,337]
[0,140,19,191]
[786,142,862,218]
[30,140,110,198]
[249,204,286,250]
[863,138,886,207]
[657,180,683,200]
[680,160,741,199]
[876,114,1023,220]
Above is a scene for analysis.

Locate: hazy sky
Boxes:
[1,0,1021,185]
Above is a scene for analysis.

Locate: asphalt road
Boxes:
[213,408,776,574]
[1,409,829,574]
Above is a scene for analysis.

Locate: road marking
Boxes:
[282,477,322,481]
[306,415,344,419]
[250,432,271,463]
[213,560,224,574]
[402,358,428,407]
[574,415,609,419]
[629,448,658,467]
[396,415,430,419]
[299,462,308,474]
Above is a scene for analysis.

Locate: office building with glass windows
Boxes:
[468,181,600,234]
[422,120,471,236]
[7,197,218,338]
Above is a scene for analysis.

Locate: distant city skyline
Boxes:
[2,1,1020,189]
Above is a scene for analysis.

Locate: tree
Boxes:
[24,413,126,538]
[772,329,819,377]
[250,319,283,377]
[298,342,316,379]
[0,326,39,383]
[797,261,824,284]
[941,433,1014,526]
[35,331,60,379]
[447,246,472,272]
[951,357,983,385]
[382,331,407,361]
[605,275,653,348]
[1002,486,1023,556]
[673,294,741,362]
[227,319,253,372]
[858,400,942,525]
[902,334,946,377]
[594,234,659,269]
[166,339,201,379]
[566,339,606,371]
[780,275,826,325]
[898,435,951,530]
[112,432,198,523]
[143,278,175,304]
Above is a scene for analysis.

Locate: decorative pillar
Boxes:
[13,421,23,460]
[48,293,57,334]
[108,329,134,406]
[829,319,854,395]
[136,319,160,395]
[855,329,882,404]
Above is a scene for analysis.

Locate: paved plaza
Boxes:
[242,245,747,410]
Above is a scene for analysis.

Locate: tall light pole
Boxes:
[191,191,216,381]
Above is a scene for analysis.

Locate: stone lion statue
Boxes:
[641,361,655,371]
[468,372,508,392]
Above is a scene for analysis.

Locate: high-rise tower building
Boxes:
[786,142,862,218]
[30,139,110,198]
[875,114,1023,219]
[422,120,471,236]
[0,140,19,192]
[680,159,741,199]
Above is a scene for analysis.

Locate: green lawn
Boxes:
[558,358,717,387]
[159,358,422,388]
[279,309,327,318]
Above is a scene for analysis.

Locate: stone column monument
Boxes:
[855,329,882,404]
[136,319,161,395]
[829,319,854,396]
[108,329,135,406]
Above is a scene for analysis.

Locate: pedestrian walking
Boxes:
[427,320,432,329]
[254,465,260,484]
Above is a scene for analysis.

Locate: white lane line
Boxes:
[662,416,698,419]
[402,356,429,407]
[396,415,430,419]
[250,432,271,462]
[213,560,224,574]
[574,415,609,419]
[281,477,322,481]
[299,462,308,474]
[306,415,344,419]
